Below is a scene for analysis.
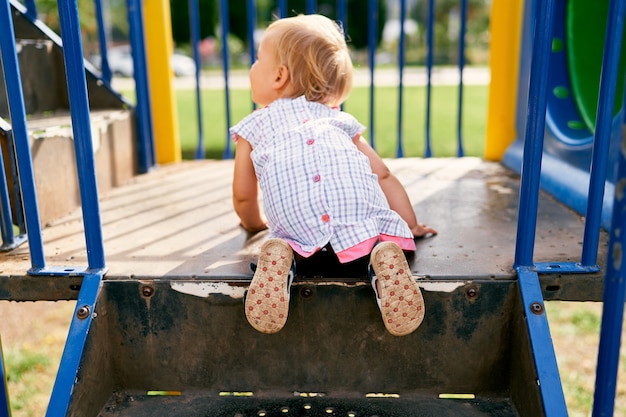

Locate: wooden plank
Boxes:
[0,158,608,292]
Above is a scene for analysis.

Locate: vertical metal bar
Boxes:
[306,0,317,14]
[591,30,626,416]
[367,0,377,148]
[278,0,288,18]
[424,0,435,158]
[0,0,46,270]
[396,0,406,158]
[456,0,468,157]
[0,335,10,417]
[189,0,205,159]
[220,0,233,159]
[23,0,36,20]
[126,0,155,172]
[0,141,15,248]
[514,0,556,268]
[337,0,347,112]
[6,134,25,237]
[56,0,106,271]
[94,0,112,85]
[46,273,103,417]
[517,267,568,416]
[581,0,626,268]
[246,0,257,112]
[337,0,347,32]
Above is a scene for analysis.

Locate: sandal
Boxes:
[370,242,425,336]
[245,238,295,334]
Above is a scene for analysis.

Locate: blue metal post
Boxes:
[337,0,347,32]
[514,0,556,268]
[46,273,103,417]
[337,0,347,112]
[220,0,233,159]
[367,0,377,148]
[23,0,36,20]
[424,0,434,158]
[591,36,626,416]
[56,0,107,272]
[6,132,26,238]
[396,0,406,158]
[0,0,46,270]
[0,335,10,417]
[127,0,155,173]
[456,0,468,157]
[278,0,288,18]
[189,0,206,159]
[517,267,568,416]
[581,0,626,268]
[306,0,317,14]
[246,0,257,112]
[94,0,112,85]
[0,140,16,250]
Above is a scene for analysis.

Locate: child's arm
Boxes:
[232,136,268,233]
[353,134,438,238]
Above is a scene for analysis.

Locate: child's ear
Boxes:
[273,65,289,90]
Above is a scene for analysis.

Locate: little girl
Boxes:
[230,14,436,336]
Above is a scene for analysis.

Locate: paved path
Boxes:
[111,66,490,91]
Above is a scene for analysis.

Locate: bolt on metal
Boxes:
[141,285,154,297]
[76,305,91,319]
[530,302,544,315]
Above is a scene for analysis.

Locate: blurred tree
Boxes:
[170,0,386,50]
[256,0,387,49]
[170,0,217,44]
[35,0,99,55]
[411,0,490,64]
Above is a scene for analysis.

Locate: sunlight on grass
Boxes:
[546,301,626,417]
[174,84,488,159]
[1,301,75,417]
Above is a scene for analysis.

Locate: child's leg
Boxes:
[245,238,295,334]
[370,242,425,336]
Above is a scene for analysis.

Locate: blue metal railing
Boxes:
[205,0,466,159]
[0,120,26,252]
[367,0,377,148]
[189,0,205,159]
[0,335,9,417]
[1,0,625,415]
[219,0,233,159]
[0,0,107,274]
[424,0,435,157]
[513,0,626,415]
[513,1,570,414]
[0,0,46,270]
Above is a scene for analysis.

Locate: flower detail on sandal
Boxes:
[370,242,425,336]
[245,238,295,334]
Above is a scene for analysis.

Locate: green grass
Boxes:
[173,85,488,159]
[4,349,53,414]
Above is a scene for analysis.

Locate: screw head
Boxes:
[301,287,313,299]
[76,305,90,320]
[466,286,478,299]
[141,286,154,297]
[530,302,544,315]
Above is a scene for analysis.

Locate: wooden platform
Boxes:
[0,157,608,301]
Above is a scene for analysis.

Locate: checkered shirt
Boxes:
[230,96,413,261]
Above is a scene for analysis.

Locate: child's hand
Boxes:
[412,223,437,238]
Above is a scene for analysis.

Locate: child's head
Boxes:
[252,14,353,107]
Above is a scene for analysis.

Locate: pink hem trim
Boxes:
[286,234,416,264]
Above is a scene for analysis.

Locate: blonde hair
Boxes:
[266,14,353,106]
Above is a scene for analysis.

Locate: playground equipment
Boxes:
[0,0,624,416]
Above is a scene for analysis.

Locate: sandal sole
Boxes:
[245,239,293,334]
[371,242,425,336]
